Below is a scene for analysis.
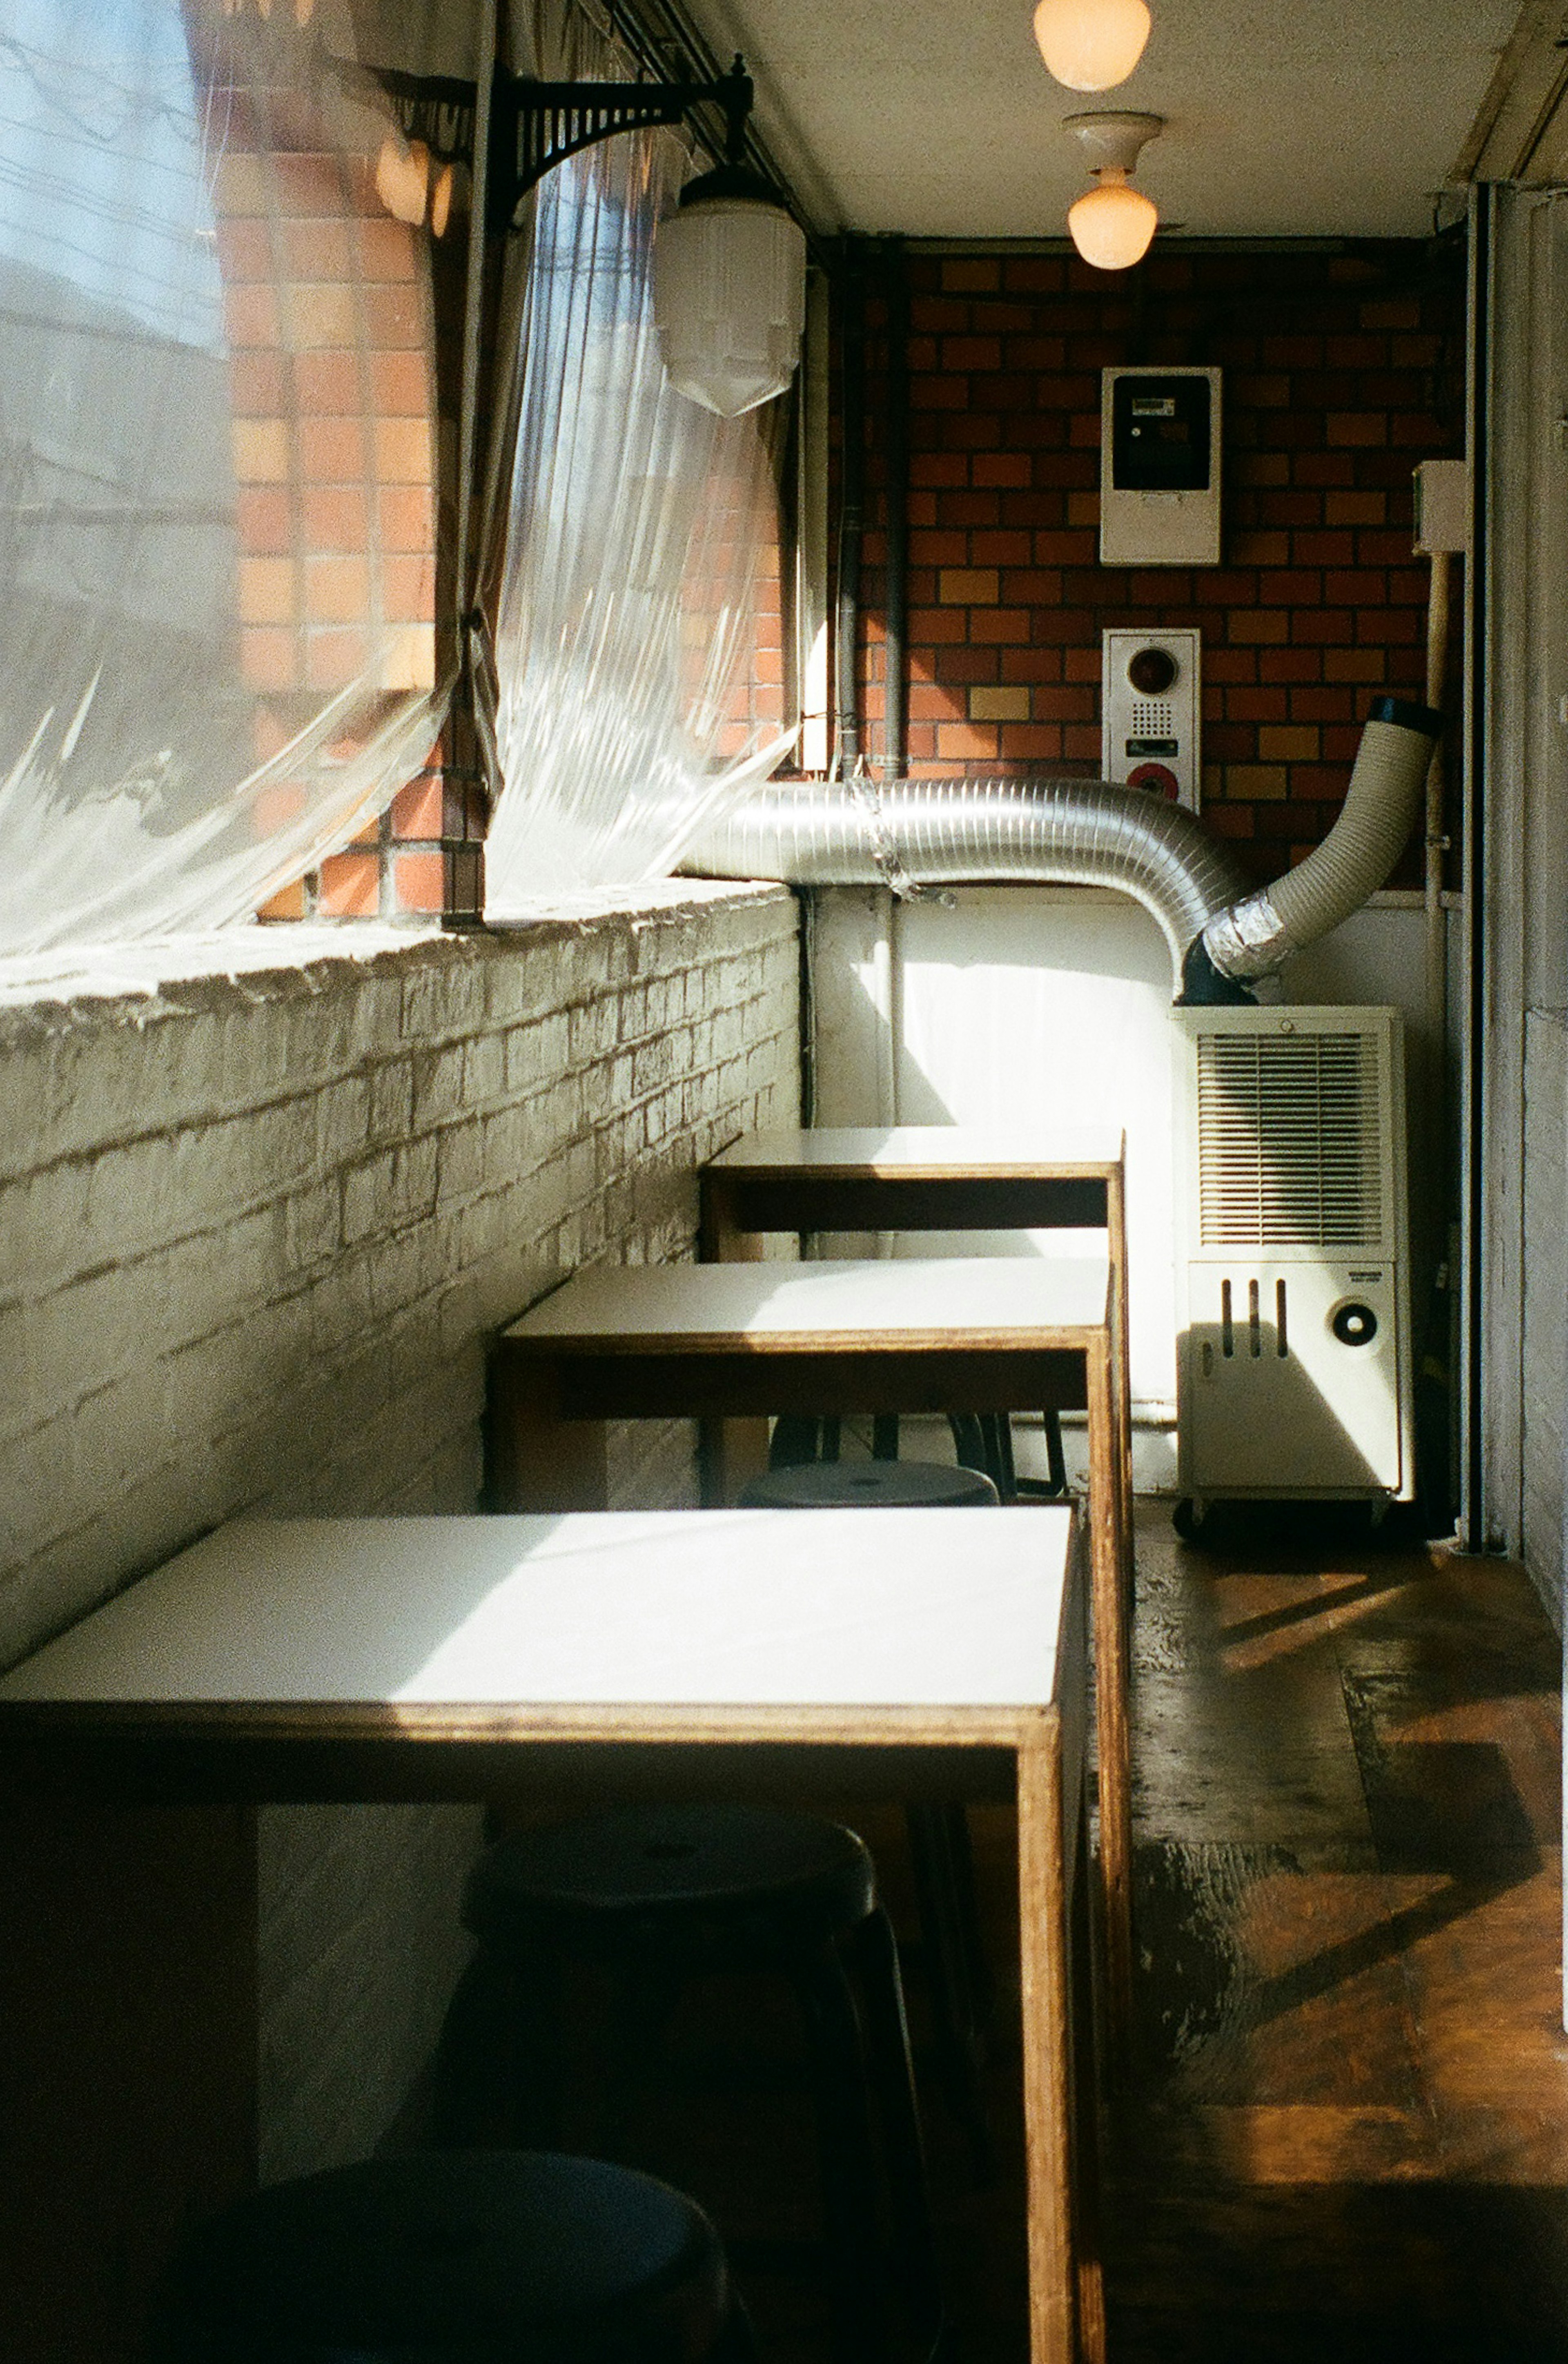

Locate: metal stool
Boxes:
[766,1409,1067,1501]
[147,2148,753,2363]
[737,1456,1000,2181]
[453,1803,945,2364]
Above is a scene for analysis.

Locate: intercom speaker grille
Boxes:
[1196,1029,1384,1249]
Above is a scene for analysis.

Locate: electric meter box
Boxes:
[1102,628,1201,810]
[1100,366,1222,566]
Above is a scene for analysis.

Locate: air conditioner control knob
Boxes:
[1331,1300,1378,1346]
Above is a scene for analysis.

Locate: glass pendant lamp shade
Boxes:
[653,179,808,417]
[1067,168,1158,269]
[1033,0,1151,91]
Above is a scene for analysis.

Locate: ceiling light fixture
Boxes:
[1033,0,1151,91]
[1064,111,1162,271]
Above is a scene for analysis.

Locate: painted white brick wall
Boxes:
[0,883,800,2182]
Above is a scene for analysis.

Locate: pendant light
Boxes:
[1033,0,1151,92]
[652,160,807,417]
[1065,112,1162,272]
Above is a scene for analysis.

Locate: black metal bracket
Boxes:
[367,55,755,234]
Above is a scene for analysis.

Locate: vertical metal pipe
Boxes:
[882,235,909,782]
[835,238,866,769]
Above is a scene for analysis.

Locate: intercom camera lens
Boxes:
[1331,1301,1378,1346]
[1128,646,1178,695]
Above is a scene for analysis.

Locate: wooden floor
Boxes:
[443,1503,1567,2361]
[1110,1506,1567,2362]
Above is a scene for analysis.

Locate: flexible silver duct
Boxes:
[684,773,1245,987]
[1199,698,1443,983]
[684,699,1443,1003]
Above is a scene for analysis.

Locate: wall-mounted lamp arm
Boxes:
[365,56,757,232]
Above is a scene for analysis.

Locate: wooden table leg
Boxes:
[1016,1722,1079,2364]
[696,1416,771,1505]
[1085,1335,1134,2057]
[488,1354,609,1511]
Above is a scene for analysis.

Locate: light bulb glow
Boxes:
[1067,168,1157,270]
[1033,0,1151,92]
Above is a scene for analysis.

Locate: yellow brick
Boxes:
[1225,765,1290,800]
[232,420,290,484]
[969,686,1031,722]
[938,568,999,605]
[1258,726,1320,761]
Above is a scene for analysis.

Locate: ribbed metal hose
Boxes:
[684,774,1246,987]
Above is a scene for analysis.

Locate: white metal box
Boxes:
[1174,1005,1413,1502]
[1101,628,1200,809]
[1100,367,1222,567]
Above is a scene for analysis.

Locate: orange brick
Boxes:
[317,851,381,916]
[241,627,300,690]
[239,557,297,624]
[357,217,421,283]
[223,285,280,348]
[379,554,435,624]
[392,851,445,913]
[973,455,1032,487]
[229,351,287,413]
[937,720,998,758]
[998,724,1064,759]
[216,219,272,280]
[377,625,436,691]
[305,626,369,688]
[256,879,307,922]
[362,285,423,348]
[369,350,430,416]
[373,418,432,484]
[300,416,369,481]
[939,568,998,604]
[969,686,1031,722]
[1327,413,1388,447]
[302,487,369,551]
[283,219,352,279]
[942,260,1000,292]
[273,152,345,217]
[1325,491,1386,526]
[236,488,293,557]
[294,351,363,416]
[305,555,371,623]
[970,608,1031,644]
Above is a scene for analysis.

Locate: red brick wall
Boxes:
[849,243,1464,886]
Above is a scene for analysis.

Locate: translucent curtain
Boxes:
[483,39,793,910]
[0,0,451,956]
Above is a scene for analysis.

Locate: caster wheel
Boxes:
[1172,1497,1207,1543]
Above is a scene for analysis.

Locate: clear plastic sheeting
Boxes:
[0,0,448,956]
[483,107,793,911]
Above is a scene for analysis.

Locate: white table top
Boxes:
[707,1125,1125,1178]
[0,1511,1075,1721]
[504,1255,1111,1349]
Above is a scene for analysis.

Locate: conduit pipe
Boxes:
[684,702,1443,1004]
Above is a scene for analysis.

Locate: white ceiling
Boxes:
[681,0,1520,239]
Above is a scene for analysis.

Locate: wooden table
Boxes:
[493,1252,1135,2045]
[0,1508,1101,2364]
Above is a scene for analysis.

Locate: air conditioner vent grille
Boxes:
[1197,1030,1384,1249]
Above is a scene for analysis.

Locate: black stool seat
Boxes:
[450,1806,944,2364]
[738,1459,999,1510]
[466,1803,875,1966]
[150,2149,744,2364]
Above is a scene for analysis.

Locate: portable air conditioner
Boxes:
[1174,1005,1413,1507]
